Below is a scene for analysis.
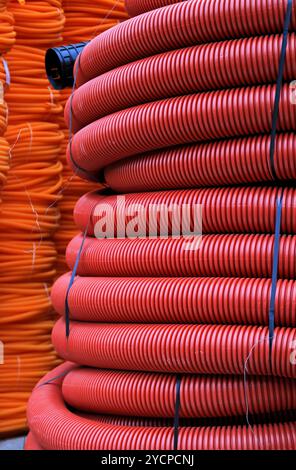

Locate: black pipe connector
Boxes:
[45,42,89,90]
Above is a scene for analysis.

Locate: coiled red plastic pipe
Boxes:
[26,363,296,450]
[125,0,183,17]
[66,34,296,132]
[67,84,296,179]
[27,0,296,451]
[24,433,43,451]
[73,186,296,237]
[75,0,296,86]
[62,368,296,418]
[104,134,296,192]
[66,234,296,279]
[52,319,296,378]
[52,274,296,326]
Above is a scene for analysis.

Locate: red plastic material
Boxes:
[125,0,184,17]
[66,233,296,279]
[104,134,296,192]
[73,187,296,237]
[75,0,296,86]
[24,433,44,451]
[27,0,296,451]
[52,319,296,378]
[66,34,296,132]
[52,274,296,326]
[62,368,296,418]
[67,84,296,180]
[27,363,296,450]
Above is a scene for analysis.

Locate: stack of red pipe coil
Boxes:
[26,0,296,450]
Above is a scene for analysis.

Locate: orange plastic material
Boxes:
[0,137,9,192]
[8,0,65,46]
[62,0,128,43]
[5,45,62,123]
[0,0,16,54]
[0,0,65,437]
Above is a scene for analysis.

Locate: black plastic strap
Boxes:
[269,0,293,178]
[173,375,181,451]
[269,195,283,366]
[65,222,89,339]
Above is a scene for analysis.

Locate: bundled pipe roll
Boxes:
[27,0,296,450]
[0,0,65,437]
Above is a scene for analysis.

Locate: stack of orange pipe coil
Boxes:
[0,0,64,437]
[62,0,128,43]
[0,57,10,199]
[0,0,16,54]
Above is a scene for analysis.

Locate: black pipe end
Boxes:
[45,42,89,90]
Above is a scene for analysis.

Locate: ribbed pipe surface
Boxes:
[125,0,183,17]
[27,363,296,450]
[66,34,296,132]
[52,319,296,378]
[104,134,296,192]
[67,84,296,179]
[66,234,296,279]
[73,186,296,237]
[62,368,296,418]
[75,0,296,85]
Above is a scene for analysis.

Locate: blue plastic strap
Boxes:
[2,59,11,86]
[270,0,293,178]
[173,375,181,451]
[65,223,89,339]
[269,196,283,364]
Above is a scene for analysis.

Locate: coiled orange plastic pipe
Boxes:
[0,0,65,437]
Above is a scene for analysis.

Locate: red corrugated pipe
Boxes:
[66,34,296,132]
[103,134,296,192]
[52,274,296,326]
[73,186,296,237]
[66,234,296,279]
[74,0,296,86]
[62,368,296,418]
[125,0,183,17]
[67,84,296,180]
[52,319,296,378]
[26,363,296,450]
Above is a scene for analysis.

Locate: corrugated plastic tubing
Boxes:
[66,33,296,131]
[8,0,65,47]
[54,0,127,277]
[66,234,296,279]
[0,0,65,437]
[73,0,296,86]
[67,84,296,179]
[104,134,296,192]
[73,186,296,237]
[52,319,296,378]
[62,368,296,418]
[52,274,296,326]
[0,137,9,191]
[0,0,15,54]
[27,363,296,450]
[125,0,183,17]
[62,0,128,43]
[28,0,296,450]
